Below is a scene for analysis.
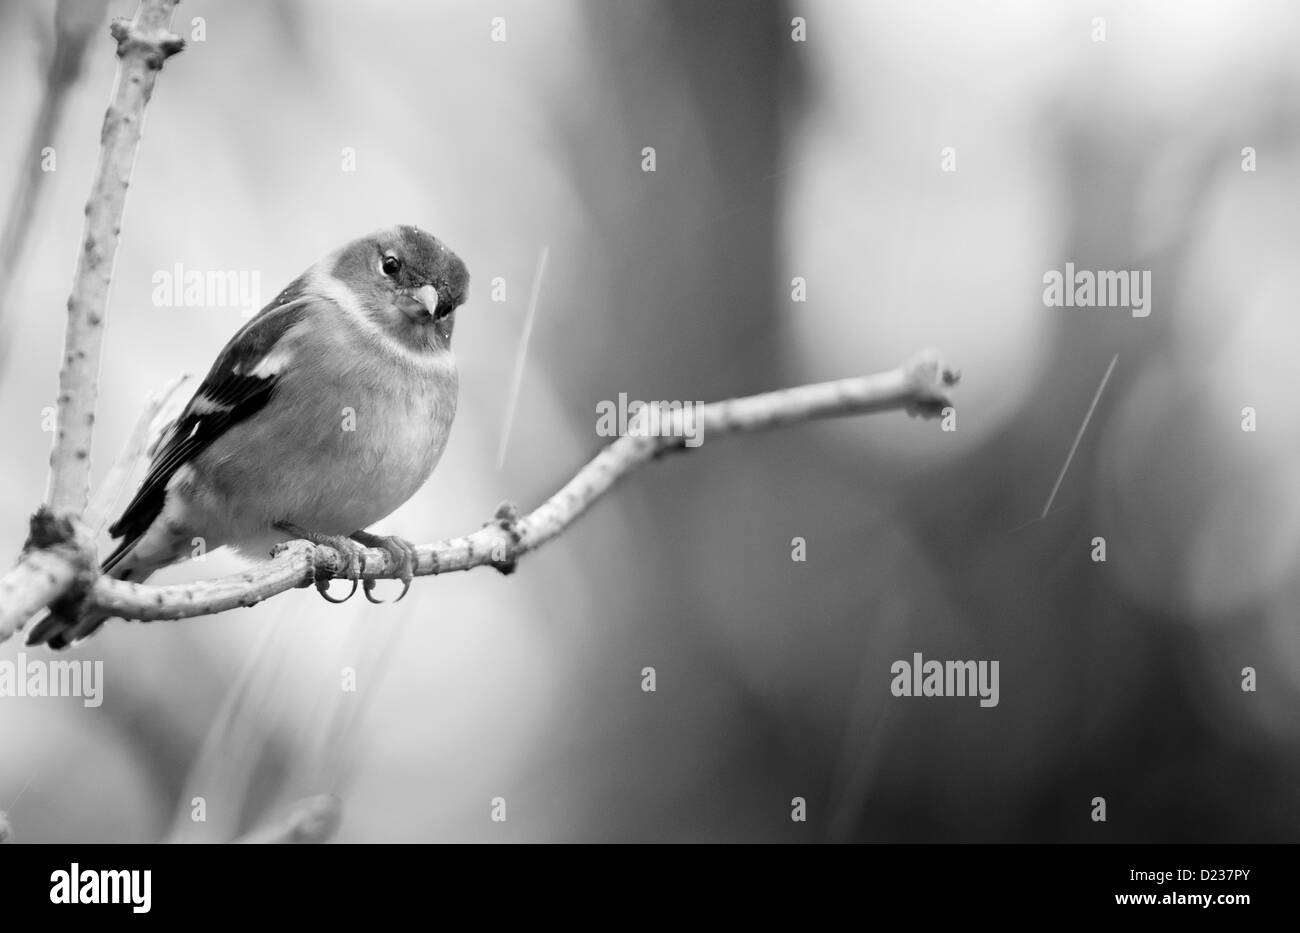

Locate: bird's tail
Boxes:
[25,537,160,650]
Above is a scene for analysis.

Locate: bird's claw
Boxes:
[362,576,411,604]
[314,537,367,603]
[350,531,418,604]
[317,578,358,603]
[274,522,372,605]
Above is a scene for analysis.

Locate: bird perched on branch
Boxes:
[28,225,470,649]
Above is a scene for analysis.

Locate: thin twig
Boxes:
[46,0,183,513]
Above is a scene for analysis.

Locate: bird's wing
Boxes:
[103,276,314,570]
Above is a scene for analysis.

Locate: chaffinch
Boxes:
[29,225,470,648]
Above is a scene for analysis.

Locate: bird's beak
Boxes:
[396,285,441,322]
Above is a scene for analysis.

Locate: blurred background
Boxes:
[1,0,1298,842]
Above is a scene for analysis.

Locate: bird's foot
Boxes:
[274,522,368,603]
[349,530,418,604]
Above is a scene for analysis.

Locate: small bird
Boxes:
[28,225,469,649]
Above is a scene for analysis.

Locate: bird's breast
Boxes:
[194,348,459,545]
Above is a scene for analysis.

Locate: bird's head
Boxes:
[331,225,469,350]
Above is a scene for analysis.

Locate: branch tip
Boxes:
[898,349,960,418]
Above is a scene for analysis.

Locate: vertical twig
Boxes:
[46,0,184,514]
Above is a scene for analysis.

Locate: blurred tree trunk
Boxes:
[535,0,802,839]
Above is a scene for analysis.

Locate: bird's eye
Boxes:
[382,255,402,276]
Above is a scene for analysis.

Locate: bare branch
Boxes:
[77,350,960,626]
[46,0,183,514]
